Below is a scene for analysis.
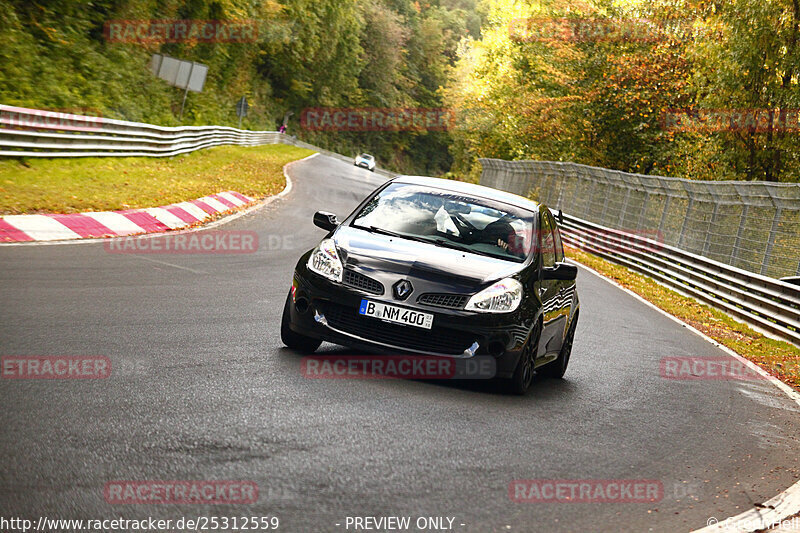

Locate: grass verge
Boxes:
[0,144,315,214]
[566,245,800,391]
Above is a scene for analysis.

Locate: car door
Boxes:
[537,210,562,357]
[550,215,573,345]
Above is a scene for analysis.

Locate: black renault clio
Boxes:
[281,176,579,394]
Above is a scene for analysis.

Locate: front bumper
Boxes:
[286,260,536,379]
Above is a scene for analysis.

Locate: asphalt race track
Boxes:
[1,154,799,532]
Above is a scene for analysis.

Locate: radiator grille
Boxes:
[417,293,469,310]
[342,269,384,295]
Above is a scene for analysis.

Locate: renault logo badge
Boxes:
[393,280,413,300]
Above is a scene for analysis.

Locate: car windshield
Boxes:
[351,182,535,262]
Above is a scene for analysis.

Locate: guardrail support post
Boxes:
[730,204,749,268]
[583,177,597,219]
[678,197,694,248]
[618,188,631,228]
[762,206,782,276]
[637,193,650,230]
[600,187,611,224]
[555,164,565,210]
[658,196,671,234]
[702,201,720,257]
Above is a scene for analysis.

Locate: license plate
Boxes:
[359,299,434,329]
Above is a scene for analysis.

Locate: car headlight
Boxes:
[465,278,523,313]
[307,238,343,282]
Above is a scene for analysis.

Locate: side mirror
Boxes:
[542,262,578,281]
[313,211,339,231]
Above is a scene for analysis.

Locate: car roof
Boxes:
[391,175,542,212]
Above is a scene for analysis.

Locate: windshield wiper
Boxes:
[426,238,498,259]
[360,225,431,244]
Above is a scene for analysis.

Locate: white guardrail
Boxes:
[0,104,282,157]
[0,104,399,178]
[561,213,800,345]
[480,160,800,346]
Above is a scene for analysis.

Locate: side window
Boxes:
[552,216,565,262]
[540,211,555,268]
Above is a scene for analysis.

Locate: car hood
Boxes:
[333,226,524,292]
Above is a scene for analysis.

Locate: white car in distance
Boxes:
[354,153,376,172]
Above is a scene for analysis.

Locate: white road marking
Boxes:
[571,261,800,533]
[131,255,206,274]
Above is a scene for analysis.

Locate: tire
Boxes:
[280,293,322,353]
[507,323,541,395]
[540,313,578,379]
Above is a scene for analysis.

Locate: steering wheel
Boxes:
[451,214,477,241]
